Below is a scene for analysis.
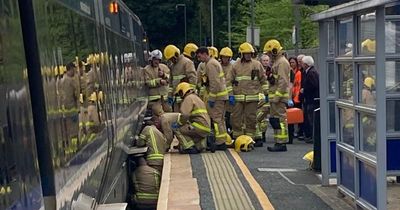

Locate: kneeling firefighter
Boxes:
[173,82,213,152]
[136,110,167,172]
[263,39,291,152]
[131,157,161,210]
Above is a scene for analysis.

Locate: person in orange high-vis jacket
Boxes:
[288,57,304,144]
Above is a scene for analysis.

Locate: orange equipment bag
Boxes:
[287,108,304,124]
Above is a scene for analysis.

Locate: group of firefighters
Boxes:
[131,39,294,209]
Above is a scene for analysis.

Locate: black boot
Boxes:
[267,143,287,152]
[215,143,227,151]
[206,134,216,153]
[180,146,199,154]
[254,139,263,147]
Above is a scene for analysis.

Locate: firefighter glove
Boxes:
[171,122,180,130]
[288,99,294,107]
[229,95,235,106]
[167,96,174,105]
[208,100,215,108]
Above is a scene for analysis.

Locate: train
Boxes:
[0,0,148,209]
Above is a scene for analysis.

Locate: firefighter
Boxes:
[136,112,167,173]
[208,46,219,59]
[263,39,291,152]
[183,43,199,65]
[131,157,161,210]
[196,47,228,150]
[61,62,80,155]
[255,54,271,143]
[174,82,212,152]
[362,77,375,105]
[220,47,234,142]
[144,49,171,113]
[226,42,268,147]
[163,45,197,111]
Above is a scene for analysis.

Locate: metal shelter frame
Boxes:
[312,0,400,209]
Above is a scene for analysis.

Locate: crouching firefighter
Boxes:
[136,110,167,172]
[263,39,291,152]
[131,157,161,210]
[173,82,214,152]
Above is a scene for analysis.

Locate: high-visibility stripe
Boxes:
[85,121,96,127]
[147,154,164,160]
[191,122,211,132]
[173,75,186,80]
[175,132,195,149]
[219,71,224,78]
[149,128,159,154]
[234,95,245,101]
[345,123,354,129]
[192,108,208,115]
[149,95,162,101]
[135,192,159,200]
[245,95,259,101]
[62,108,79,115]
[226,86,233,92]
[209,89,228,97]
[235,76,252,81]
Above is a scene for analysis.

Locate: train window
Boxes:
[386,61,400,93]
[358,12,376,56]
[358,64,376,106]
[339,107,354,147]
[338,17,353,56]
[387,100,400,132]
[385,4,400,54]
[338,63,353,101]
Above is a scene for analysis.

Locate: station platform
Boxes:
[157,137,354,210]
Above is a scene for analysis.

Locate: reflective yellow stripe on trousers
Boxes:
[135,192,159,200]
[192,122,211,133]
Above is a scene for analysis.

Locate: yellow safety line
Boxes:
[228,148,275,210]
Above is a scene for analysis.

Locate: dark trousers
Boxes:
[303,103,318,138]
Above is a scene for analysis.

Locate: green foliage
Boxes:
[124,0,327,52]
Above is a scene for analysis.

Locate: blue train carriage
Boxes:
[1,0,148,209]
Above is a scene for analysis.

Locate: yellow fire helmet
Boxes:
[164,44,180,60]
[208,46,219,58]
[183,43,198,59]
[361,39,376,53]
[303,151,314,168]
[220,47,233,58]
[263,39,283,55]
[235,135,255,152]
[364,77,375,89]
[175,82,193,96]
[238,42,254,54]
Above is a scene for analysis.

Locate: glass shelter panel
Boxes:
[338,63,353,101]
[386,61,400,93]
[328,63,335,95]
[359,12,376,56]
[340,108,354,146]
[359,64,376,106]
[385,5,400,54]
[329,101,336,134]
[328,21,335,56]
[360,113,376,153]
[338,17,353,56]
[387,100,400,132]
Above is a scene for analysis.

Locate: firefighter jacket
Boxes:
[362,88,375,105]
[61,75,79,115]
[205,58,228,101]
[86,68,99,97]
[268,53,290,103]
[226,59,268,102]
[222,62,233,82]
[169,55,197,98]
[137,125,167,167]
[178,93,211,133]
[144,63,170,101]
[132,164,160,205]
[197,62,207,95]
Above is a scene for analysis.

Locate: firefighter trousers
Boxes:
[207,100,227,145]
[178,124,208,152]
[160,113,195,150]
[270,101,288,144]
[231,101,258,139]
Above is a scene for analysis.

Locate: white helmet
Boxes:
[149,49,163,61]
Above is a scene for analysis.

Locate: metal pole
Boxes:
[184,5,187,44]
[228,0,231,48]
[211,0,214,46]
[293,2,301,55]
[250,0,254,46]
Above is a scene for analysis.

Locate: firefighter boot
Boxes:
[267,143,287,152]
[254,138,264,147]
[180,146,200,154]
